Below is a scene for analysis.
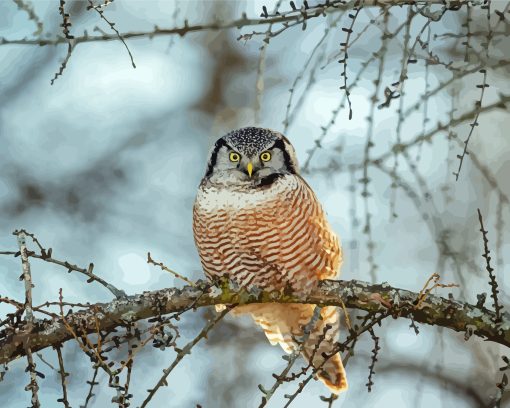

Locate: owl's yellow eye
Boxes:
[260,152,271,162]
[229,152,240,162]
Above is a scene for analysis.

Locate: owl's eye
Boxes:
[260,152,271,162]
[229,152,241,162]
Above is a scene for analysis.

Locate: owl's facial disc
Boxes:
[203,127,299,186]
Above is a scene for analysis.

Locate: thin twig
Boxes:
[51,42,76,85]
[368,93,509,167]
[11,0,43,36]
[339,4,362,120]
[258,307,322,408]
[82,366,99,408]
[58,289,112,377]
[283,313,388,407]
[477,208,503,323]
[365,327,380,392]
[415,273,458,310]
[147,252,195,286]
[87,0,136,68]
[11,229,125,298]
[361,8,390,283]
[140,308,231,407]
[15,230,40,408]
[36,353,56,371]
[16,231,34,322]
[453,69,488,180]
[55,346,71,408]
[283,13,341,132]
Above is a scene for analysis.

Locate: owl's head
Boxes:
[203,127,299,186]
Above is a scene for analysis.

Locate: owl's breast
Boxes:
[192,175,341,291]
[194,175,297,211]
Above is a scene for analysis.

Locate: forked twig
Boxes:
[140,308,231,407]
[147,252,196,286]
[87,0,136,68]
[415,273,458,310]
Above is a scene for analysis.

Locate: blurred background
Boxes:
[1,0,509,407]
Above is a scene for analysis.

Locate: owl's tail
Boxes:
[245,303,348,394]
[299,305,347,393]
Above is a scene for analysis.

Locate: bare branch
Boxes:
[477,208,503,322]
[11,0,43,36]
[82,366,99,408]
[86,0,136,69]
[147,252,195,287]
[283,313,387,407]
[55,346,71,408]
[1,1,471,48]
[139,307,230,407]
[338,4,362,120]
[51,41,76,85]
[3,230,126,299]
[365,326,380,392]
[453,69,488,180]
[15,230,40,408]
[1,278,508,365]
[258,307,322,407]
[369,93,510,167]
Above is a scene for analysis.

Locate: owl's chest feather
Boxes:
[195,177,296,212]
[192,176,340,289]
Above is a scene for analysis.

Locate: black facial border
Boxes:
[272,138,297,174]
[204,138,228,178]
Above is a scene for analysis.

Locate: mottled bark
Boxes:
[1,278,507,365]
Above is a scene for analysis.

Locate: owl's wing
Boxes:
[250,175,341,286]
[296,174,342,280]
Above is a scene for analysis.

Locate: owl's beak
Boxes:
[246,162,253,178]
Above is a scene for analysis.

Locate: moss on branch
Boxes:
[1,278,508,365]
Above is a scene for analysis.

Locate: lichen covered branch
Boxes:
[1,278,508,366]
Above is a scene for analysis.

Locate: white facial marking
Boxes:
[196,175,299,211]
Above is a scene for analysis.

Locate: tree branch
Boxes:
[1,0,468,47]
[1,278,507,365]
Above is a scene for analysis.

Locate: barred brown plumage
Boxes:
[192,127,347,393]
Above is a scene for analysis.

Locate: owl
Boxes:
[192,127,347,393]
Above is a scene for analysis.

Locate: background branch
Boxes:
[0,0,469,47]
